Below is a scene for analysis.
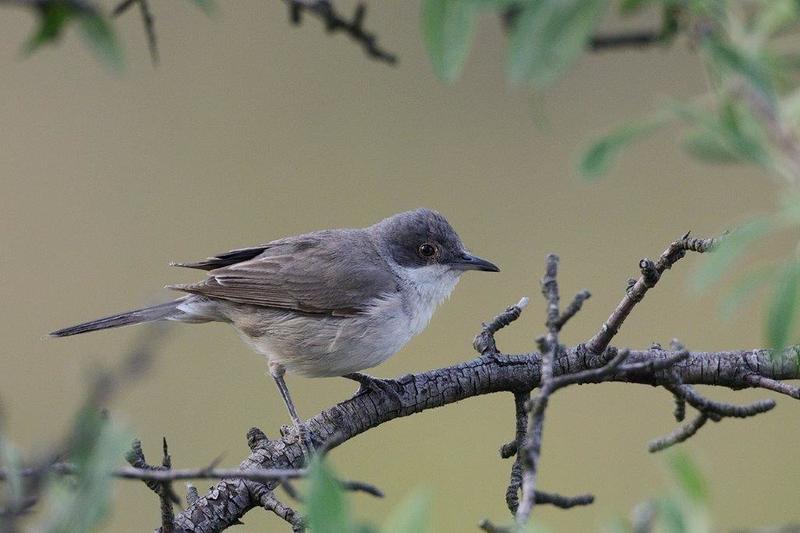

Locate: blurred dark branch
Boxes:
[589,31,663,51]
[502,4,666,53]
[284,0,396,64]
[112,0,158,66]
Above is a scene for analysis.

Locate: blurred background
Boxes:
[0,1,795,530]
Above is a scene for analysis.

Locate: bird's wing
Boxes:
[168,230,398,316]
[170,245,272,270]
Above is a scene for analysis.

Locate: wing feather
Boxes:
[169,230,397,316]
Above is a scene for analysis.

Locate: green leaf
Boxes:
[682,130,742,163]
[508,0,609,87]
[306,458,352,533]
[76,12,123,71]
[692,217,772,290]
[421,0,479,82]
[382,489,432,533]
[672,100,770,168]
[667,451,708,505]
[23,3,122,71]
[24,2,73,55]
[704,37,777,107]
[579,116,667,179]
[766,260,800,351]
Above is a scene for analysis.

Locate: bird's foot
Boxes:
[343,373,404,406]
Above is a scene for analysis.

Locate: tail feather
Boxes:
[50,300,184,337]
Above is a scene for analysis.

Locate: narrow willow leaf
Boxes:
[306,458,351,533]
[579,116,668,179]
[766,260,800,351]
[421,0,479,82]
[682,130,741,163]
[704,37,777,107]
[76,12,123,71]
[667,451,708,505]
[507,0,609,88]
[672,99,770,168]
[382,490,432,533]
[692,217,772,290]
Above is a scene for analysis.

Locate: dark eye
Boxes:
[418,243,436,258]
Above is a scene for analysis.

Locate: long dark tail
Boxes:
[50,299,185,337]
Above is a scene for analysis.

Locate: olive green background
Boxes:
[0,1,795,531]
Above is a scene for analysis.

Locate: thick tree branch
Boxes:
[168,342,800,531]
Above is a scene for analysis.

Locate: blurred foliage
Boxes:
[0,401,131,531]
[16,0,213,69]
[604,451,712,533]
[304,458,432,533]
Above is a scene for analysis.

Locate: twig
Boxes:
[533,490,594,509]
[649,413,709,452]
[745,374,800,399]
[590,32,662,51]
[112,0,158,66]
[473,297,529,357]
[551,289,591,332]
[516,254,562,524]
[159,438,174,533]
[260,493,305,532]
[585,233,719,356]
[502,392,528,514]
[283,0,396,64]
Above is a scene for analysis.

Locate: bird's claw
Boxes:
[343,373,404,406]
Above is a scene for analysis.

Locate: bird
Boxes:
[50,208,500,453]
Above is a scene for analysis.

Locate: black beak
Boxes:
[452,252,500,272]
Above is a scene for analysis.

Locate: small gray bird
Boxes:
[51,208,499,450]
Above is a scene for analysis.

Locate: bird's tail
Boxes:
[49,299,188,337]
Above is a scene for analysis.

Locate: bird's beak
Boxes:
[451,252,500,272]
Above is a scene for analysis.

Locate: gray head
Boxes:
[371,208,500,273]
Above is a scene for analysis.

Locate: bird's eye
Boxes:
[418,243,436,258]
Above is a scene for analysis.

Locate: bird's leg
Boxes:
[342,372,404,406]
[268,361,313,461]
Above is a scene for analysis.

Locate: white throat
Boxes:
[392,263,462,337]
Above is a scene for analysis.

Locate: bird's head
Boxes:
[374,208,500,276]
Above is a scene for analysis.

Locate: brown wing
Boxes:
[168,230,398,316]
